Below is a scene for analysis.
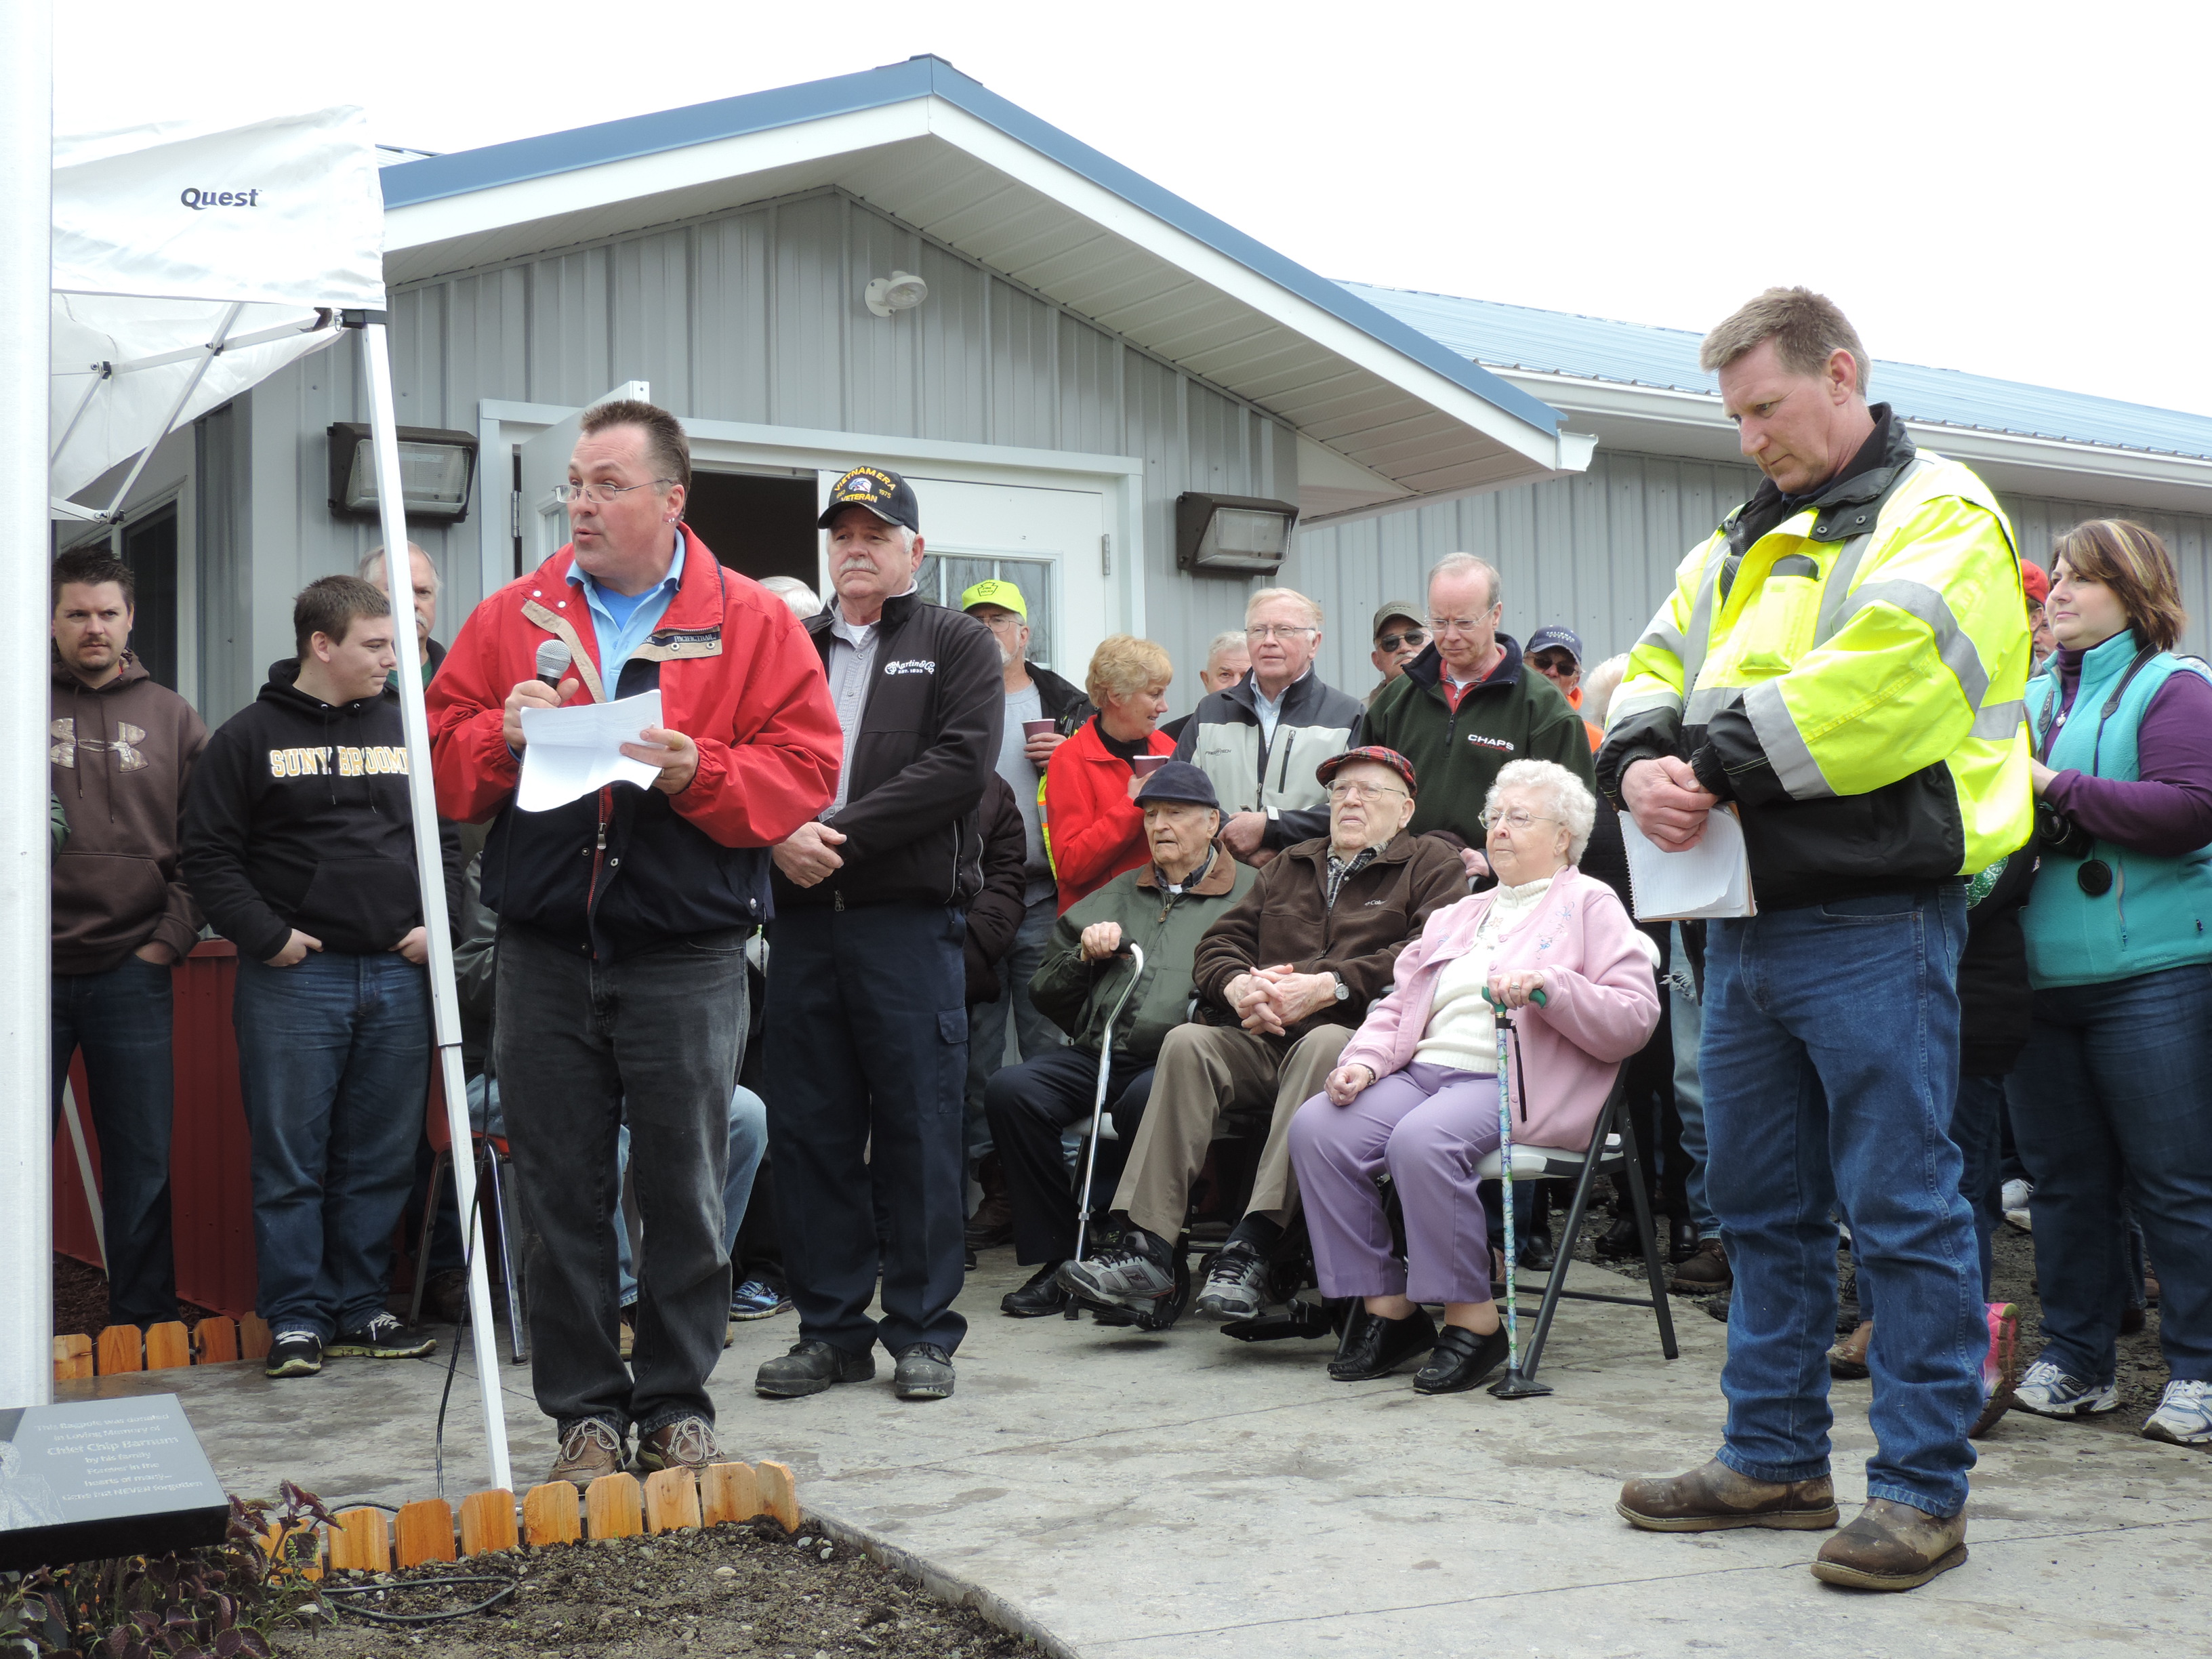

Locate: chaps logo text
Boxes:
[1467,735,1515,754]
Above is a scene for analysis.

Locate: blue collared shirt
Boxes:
[567,529,688,680]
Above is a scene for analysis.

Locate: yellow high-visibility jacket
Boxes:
[1595,419,2034,909]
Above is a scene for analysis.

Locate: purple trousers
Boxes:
[1288,1060,1501,1305]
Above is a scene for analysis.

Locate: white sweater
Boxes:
[1412,874,1557,1075]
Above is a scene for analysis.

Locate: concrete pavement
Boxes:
[64,1254,2212,1657]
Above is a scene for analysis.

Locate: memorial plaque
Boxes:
[0,1396,229,1570]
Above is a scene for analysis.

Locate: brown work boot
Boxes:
[548,1418,626,1487]
[636,1416,720,1475]
[1618,1458,1838,1532]
[1828,1319,1874,1380]
[1669,1237,1732,1294]
[1811,1498,1967,1590]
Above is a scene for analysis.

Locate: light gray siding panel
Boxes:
[611,230,693,418]
[768,197,844,432]
[692,216,771,425]
[915,237,988,445]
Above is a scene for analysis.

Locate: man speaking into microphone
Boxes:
[428,400,840,1486]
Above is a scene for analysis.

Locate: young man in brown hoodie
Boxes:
[49,547,208,1328]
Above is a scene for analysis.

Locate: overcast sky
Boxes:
[62,0,2212,417]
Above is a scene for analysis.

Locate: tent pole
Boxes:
[0,0,54,1412]
[358,321,512,1493]
[96,302,241,525]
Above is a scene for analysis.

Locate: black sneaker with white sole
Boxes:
[327,1314,436,1359]
[265,1331,323,1378]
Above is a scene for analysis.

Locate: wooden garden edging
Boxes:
[54,1316,272,1380]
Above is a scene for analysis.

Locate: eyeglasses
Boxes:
[1529,652,1578,674]
[554,477,676,506]
[1374,629,1428,653]
[1429,611,1498,635]
[1479,808,1559,832]
[977,613,1027,632]
[1246,623,1317,642]
[1327,781,1408,803]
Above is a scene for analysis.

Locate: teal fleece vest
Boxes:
[2021,630,2212,989]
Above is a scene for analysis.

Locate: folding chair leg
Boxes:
[483,1146,530,1364]
[408,1147,450,1328]
[1616,1114,1679,1360]
[1521,1109,1612,1379]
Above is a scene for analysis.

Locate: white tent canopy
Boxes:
[49,106,382,516]
[14,98,513,1491]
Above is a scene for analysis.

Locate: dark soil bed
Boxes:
[274,1520,1030,1659]
[53,1250,218,1337]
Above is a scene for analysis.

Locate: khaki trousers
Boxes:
[1113,1023,1352,1240]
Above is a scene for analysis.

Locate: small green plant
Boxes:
[1,1483,332,1659]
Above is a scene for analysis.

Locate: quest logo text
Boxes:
[180,188,262,210]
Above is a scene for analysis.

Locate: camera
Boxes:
[2035,799,2095,861]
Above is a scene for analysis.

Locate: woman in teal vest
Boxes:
[2009,519,2212,1449]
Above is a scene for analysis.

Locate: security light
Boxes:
[864,270,930,318]
[327,423,478,523]
[1176,493,1300,576]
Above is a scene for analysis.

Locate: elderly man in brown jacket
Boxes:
[1057,746,1467,1323]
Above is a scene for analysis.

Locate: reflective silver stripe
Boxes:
[1677,541,1727,697]
[1685,685,1738,725]
[1607,687,1683,723]
[1742,680,1834,800]
[1813,457,1927,645]
[1832,578,1991,710]
[1637,615,1687,661]
[1971,699,2026,741]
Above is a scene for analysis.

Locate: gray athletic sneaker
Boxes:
[2012,1358,2119,1417]
[1057,1229,1176,1311]
[327,1313,435,1359]
[1194,1239,1269,1319]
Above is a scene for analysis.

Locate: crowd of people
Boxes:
[45,286,2211,1595]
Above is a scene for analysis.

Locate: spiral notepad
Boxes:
[1620,805,1756,920]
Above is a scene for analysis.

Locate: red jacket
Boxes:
[427,533,840,958]
[1041,716,1176,914]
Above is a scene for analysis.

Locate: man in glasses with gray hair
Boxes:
[1363,554,1595,867]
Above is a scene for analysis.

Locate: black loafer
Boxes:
[1517,1228,1558,1271]
[1328,1305,1437,1381]
[754,1338,875,1398]
[1593,1214,1641,1261]
[1413,1324,1512,1394]
[1001,1263,1069,1318]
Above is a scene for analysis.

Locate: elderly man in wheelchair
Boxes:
[1287,759,1662,1393]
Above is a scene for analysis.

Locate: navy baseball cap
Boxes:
[819,466,920,533]
[1526,625,1584,663]
[1136,760,1220,811]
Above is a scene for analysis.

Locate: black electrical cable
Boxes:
[320,1573,518,1624]
[432,1150,494,1499]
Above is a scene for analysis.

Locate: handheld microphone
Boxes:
[535,639,572,690]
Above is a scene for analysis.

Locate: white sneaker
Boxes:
[2001,1178,2031,1212]
[2141,1379,2212,1446]
[2013,1357,2119,1417]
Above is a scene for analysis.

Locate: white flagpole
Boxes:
[358,319,512,1492]
[0,0,54,1411]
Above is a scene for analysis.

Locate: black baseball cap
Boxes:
[1527,625,1584,664]
[819,466,920,533]
[1136,761,1221,811]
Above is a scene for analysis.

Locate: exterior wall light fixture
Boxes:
[327,423,479,523]
[864,270,930,318]
[1176,492,1300,576]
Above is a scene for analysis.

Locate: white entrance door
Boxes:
[516,380,652,566]
[827,475,1111,680]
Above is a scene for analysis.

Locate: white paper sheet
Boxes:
[1619,804,1757,920]
[516,691,664,813]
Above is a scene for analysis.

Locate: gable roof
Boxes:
[375,58,1586,510]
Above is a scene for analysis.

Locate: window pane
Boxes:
[121,508,180,691]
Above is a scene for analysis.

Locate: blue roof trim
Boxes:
[377,58,1562,438]
[1343,283,2212,465]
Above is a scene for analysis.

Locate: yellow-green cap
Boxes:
[960,578,1027,619]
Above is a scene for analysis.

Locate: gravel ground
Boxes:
[274,1520,1031,1659]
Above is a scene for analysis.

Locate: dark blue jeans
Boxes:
[1855,1071,2005,1317]
[234,951,430,1340]
[1703,886,1983,1517]
[766,903,969,1357]
[2006,963,2212,1385]
[52,956,178,1326]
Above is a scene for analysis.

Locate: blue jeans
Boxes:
[1704,887,1982,1516]
[2006,964,2212,1385]
[617,1086,769,1306]
[1670,924,1718,1233]
[1855,1071,2005,1319]
[964,896,1065,1163]
[53,956,179,1326]
[234,951,430,1339]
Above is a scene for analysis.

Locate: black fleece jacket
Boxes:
[182,661,434,962]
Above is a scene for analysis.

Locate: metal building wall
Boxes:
[1290,449,2212,701]
[197,187,1294,724]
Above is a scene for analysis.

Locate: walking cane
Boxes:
[1485,984,1554,1400]
[1065,943,1147,1319]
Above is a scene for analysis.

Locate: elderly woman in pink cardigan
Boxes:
[1288,759,1660,1394]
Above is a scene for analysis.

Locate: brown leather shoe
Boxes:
[1828,1319,1874,1380]
[548,1418,626,1488]
[1811,1498,1967,1590]
[636,1416,720,1475]
[1668,1237,1732,1294]
[1618,1458,1838,1532]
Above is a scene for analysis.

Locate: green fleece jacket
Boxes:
[1363,633,1595,842]
[1028,848,1256,1059]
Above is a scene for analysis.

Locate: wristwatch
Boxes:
[1330,972,1350,1002]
